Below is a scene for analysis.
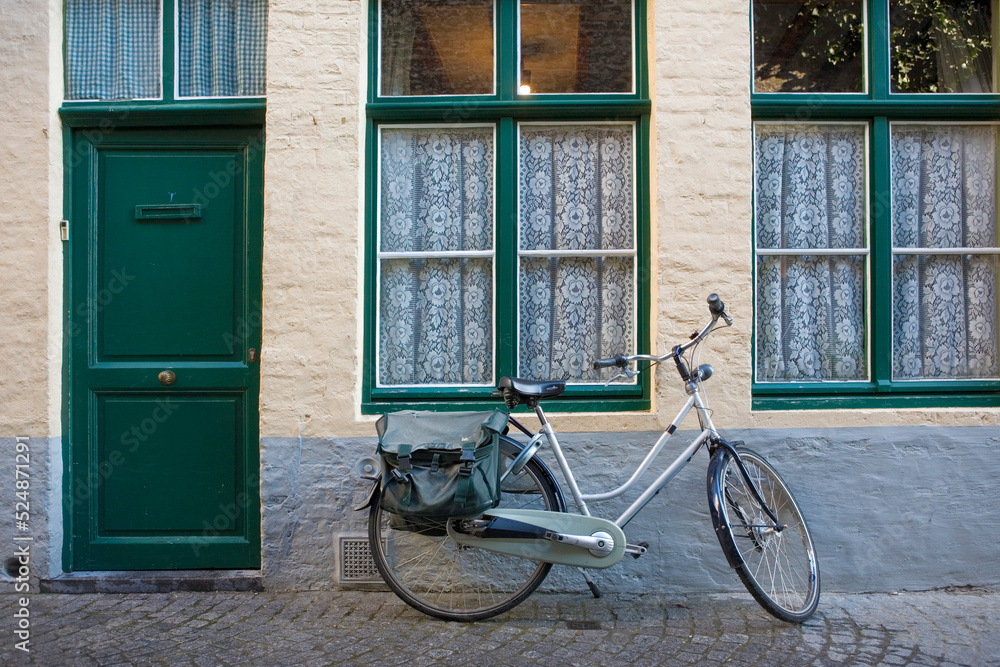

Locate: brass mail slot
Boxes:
[135,204,202,221]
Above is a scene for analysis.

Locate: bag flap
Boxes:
[377,409,508,454]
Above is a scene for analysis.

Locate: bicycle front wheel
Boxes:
[369,436,564,622]
[709,446,820,623]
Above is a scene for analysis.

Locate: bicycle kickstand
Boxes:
[579,567,601,598]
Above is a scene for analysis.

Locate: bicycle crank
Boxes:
[448,509,627,569]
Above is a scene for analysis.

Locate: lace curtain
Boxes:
[178,0,268,97]
[65,0,161,100]
[378,128,494,385]
[755,125,867,382]
[518,125,635,382]
[891,125,999,378]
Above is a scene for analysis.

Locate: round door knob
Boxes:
[158,370,176,386]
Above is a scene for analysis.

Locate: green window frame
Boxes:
[752,0,1000,410]
[362,0,652,413]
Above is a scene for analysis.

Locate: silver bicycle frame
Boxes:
[532,379,720,529]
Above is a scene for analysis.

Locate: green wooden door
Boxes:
[67,127,263,570]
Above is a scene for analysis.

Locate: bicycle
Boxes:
[365,294,820,623]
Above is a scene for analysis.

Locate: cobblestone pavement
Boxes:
[1,589,998,666]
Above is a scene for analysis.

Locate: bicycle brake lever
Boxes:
[604,368,640,386]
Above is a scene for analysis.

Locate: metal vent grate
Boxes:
[339,536,383,586]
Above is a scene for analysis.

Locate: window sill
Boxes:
[362,396,651,415]
[753,391,1000,411]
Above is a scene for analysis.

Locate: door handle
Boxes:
[158,370,176,386]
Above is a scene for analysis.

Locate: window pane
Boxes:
[891,125,999,379]
[178,0,268,98]
[381,0,494,96]
[755,125,866,250]
[519,126,634,251]
[518,125,635,382]
[756,255,867,381]
[65,0,161,100]
[380,129,494,252]
[753,0,864,93]
[891,0,995,93]
[520,257,633,380]
[378,127,495,386]
[519,0,633,94]
[380,258,494,384]
[754,125,868,382]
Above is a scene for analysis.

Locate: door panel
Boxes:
[99,152,239,360]
[97,395,240,533]
[68,127,262,570]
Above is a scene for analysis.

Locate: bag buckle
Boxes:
[458,448,475,476]
[396,448,412,473]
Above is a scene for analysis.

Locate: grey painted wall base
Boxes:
[0,436,58,590]
[261,426,1000,594]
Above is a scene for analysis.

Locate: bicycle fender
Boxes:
[448,509,626,569]
[354,475,382,511]
[707,449,742,568]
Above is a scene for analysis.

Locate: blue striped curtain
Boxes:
[65,0,161,101]
[178,0,268,98]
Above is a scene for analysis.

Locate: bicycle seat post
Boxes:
[532,403,592,518]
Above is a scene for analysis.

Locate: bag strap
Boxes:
[456,411,504,510]
[454,439,477,510]
[396,444,412,473]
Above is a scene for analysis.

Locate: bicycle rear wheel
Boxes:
[708,445,820,623]
[369,436,564,622]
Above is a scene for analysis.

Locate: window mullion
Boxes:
[496,118,518,380]
[868,0,889,100]
[163,0,176,102]
[870,117,893,389]
[497,0,517,101]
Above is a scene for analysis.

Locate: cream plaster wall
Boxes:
[261,0,369,438]
[0,0,53,436]
[261,0,1000,442]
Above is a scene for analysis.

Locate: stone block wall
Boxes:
[262,426,1000,594]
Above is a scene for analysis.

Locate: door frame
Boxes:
[61,115,265,571]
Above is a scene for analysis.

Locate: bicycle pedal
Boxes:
[626,541,649,559]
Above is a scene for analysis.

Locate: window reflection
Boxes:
[891,0,995,93]
[381,0,494,96]
[519,0,633,94]
[753,0,865,93]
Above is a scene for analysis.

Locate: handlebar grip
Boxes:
[707,293,725,315]
[592,354,628,370]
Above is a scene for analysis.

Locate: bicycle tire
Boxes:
[708,445,820,623]
[369,435,564,622]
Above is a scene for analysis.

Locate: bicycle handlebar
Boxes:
[592,354,629,370]
[592,293,732,370]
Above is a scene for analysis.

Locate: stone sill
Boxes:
[40,570,263,594]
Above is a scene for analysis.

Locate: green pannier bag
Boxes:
[377,409,509,533]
